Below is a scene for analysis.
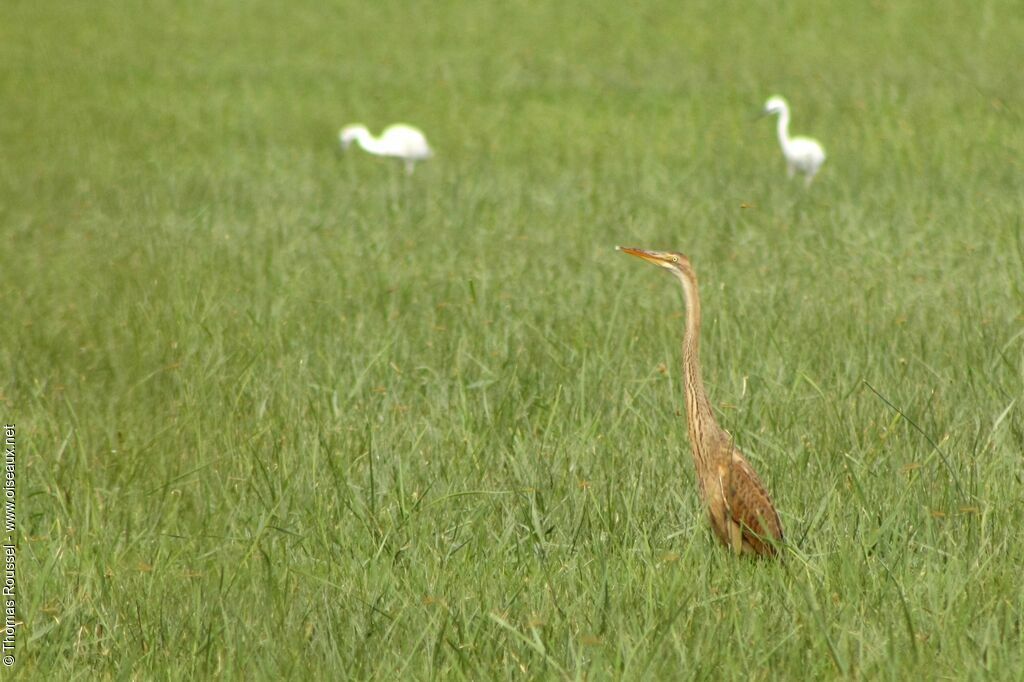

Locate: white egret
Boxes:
[339,123,433,175]
[761,96,825,186]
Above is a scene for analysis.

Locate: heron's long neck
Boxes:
[775,109,791,149]
[676,271,719,461]
[355,130,386,155]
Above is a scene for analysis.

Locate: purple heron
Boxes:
[619,246,784,557]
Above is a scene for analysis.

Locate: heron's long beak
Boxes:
[616,246,674,268]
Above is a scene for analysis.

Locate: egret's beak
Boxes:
[616,246,675,269]
[756,108,770,120]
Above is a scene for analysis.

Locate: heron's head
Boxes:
[762,96,787,116]
[339,124,365,149]
[617,246,692,277]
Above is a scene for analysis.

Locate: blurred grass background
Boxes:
[2,0,1023,678]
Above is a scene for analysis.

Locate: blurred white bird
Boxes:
[339,123,433,175]
[761,96,825,186]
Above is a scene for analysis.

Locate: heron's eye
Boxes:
[671,255,679,263]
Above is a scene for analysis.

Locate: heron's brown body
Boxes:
[619,247,784,557]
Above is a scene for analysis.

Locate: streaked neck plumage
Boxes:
[673,267,722,467]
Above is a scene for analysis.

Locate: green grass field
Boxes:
[4,0,1024,678]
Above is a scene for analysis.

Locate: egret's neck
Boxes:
[675,270,719,457]
[775,108,791,149]
[350,128,384,155]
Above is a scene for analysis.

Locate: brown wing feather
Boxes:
[725,451,784,556]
